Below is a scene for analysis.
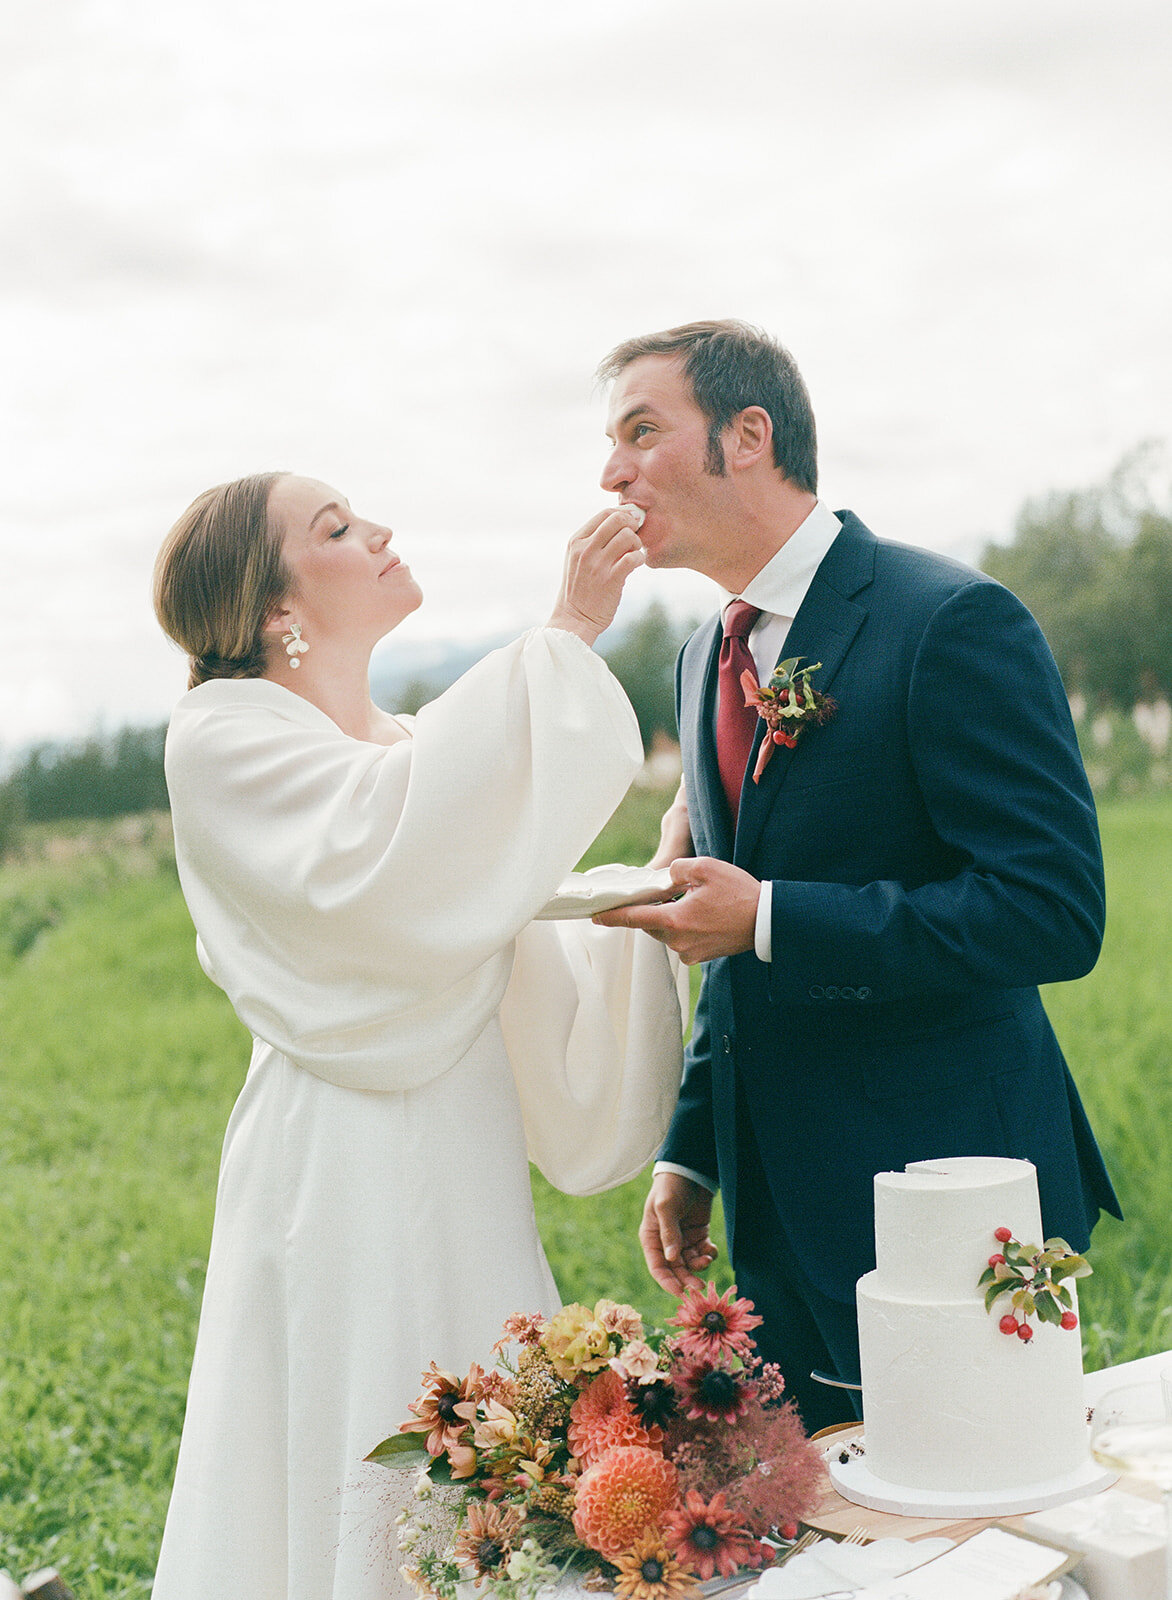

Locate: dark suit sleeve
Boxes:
[658,931,720,1185]
[767,579,1104,1003]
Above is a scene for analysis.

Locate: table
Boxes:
[801,1352,1171,1551]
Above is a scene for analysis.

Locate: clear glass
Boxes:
[1090,1382,1172,1599]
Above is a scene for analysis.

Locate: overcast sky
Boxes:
[2,0,1169,752]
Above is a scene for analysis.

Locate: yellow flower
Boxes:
[613,1532,701,1600]
[544,1303,613,1381]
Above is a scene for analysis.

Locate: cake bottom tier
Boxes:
[856,1272,1089,1493]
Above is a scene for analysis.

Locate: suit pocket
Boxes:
[860,1009,1027,1101]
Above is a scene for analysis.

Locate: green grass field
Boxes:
[1,796,1170,1594]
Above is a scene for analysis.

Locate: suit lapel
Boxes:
[732,514,874,866]
[681,616,733,861]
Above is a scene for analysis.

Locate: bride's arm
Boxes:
[647,777,692,869]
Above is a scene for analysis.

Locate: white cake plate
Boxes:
[828,1445,1117,1518]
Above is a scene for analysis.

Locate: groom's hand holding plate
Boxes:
[592,856,759,964]
[535,862,681,920]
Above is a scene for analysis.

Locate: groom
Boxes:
[593,320,1121,1432]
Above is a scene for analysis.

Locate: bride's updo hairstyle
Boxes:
[154,472,292,689]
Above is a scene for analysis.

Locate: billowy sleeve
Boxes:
[500,920,689,1195]
[165,628,643,1093]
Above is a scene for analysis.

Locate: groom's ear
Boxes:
[725,406,773,473]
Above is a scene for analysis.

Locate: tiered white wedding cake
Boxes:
[831,1156,1113,1516]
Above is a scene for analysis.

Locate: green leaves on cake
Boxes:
[978,1228,1091,1343]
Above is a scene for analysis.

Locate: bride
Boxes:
[150,473,687,1599]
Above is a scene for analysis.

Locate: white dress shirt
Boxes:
[657,499,842,1195]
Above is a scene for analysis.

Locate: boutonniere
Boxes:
[740,657,837,783]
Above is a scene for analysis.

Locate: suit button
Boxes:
[841,986,856,1000]
[809,986,824,1000]
[858,987,871,1000]
[825,986,839,999]
[722,1035,732,1054]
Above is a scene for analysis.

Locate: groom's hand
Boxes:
[593,857,758,964]
[640,1172,718,1295]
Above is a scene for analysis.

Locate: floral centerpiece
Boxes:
[368,1284,826,1600]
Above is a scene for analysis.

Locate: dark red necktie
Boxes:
[716,599,762,819]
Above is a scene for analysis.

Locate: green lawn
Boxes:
[1,796,1169,1594]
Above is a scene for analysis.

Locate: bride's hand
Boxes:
[547,506,645,645]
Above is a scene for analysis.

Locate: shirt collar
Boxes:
[721,499,842,620]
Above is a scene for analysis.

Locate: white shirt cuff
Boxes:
[754,879,773,963]
[653,1160,718,1194]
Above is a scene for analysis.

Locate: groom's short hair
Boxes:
[597,319,818,493]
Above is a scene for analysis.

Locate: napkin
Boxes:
[1023,1488,1165,1600]
[748,1537,954,1598]
[535,864,678,919]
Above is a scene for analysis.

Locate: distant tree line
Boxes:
[0,725,168,851]
[980,444,1172,706]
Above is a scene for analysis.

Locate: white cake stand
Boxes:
[827,1443,1116,1519]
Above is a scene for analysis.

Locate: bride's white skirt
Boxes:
[152,1023,559,1600]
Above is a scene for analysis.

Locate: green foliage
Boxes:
[0,792,1169,1589]
[982,443,1172,704]
[1072,700,1172,802]
[0,782,24,860]
[4,725,169,825]
[601,601,695,747]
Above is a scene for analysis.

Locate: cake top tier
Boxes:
[869,1156,1045,1301]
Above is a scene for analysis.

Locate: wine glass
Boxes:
[1090,1381,1172,1599]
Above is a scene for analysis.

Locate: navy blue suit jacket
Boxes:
[660,512,1121,1302]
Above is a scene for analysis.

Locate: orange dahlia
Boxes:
[613,1531,701,1600]
[569,1369,664,1467]
[662,1490,766,1580]
[572,1445,680,1559]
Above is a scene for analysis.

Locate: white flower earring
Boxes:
[282,623,309,668]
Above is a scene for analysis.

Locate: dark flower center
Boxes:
[691,1526,719,1551]
[697,1369,739,1406]
[630,1378,678,1426]
[477,1538,505,1570]
[436,1392,462,1422]
[702,1311,728,1333]
[640,1559,665,1583]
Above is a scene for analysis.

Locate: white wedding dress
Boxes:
[152,628,686,1600]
